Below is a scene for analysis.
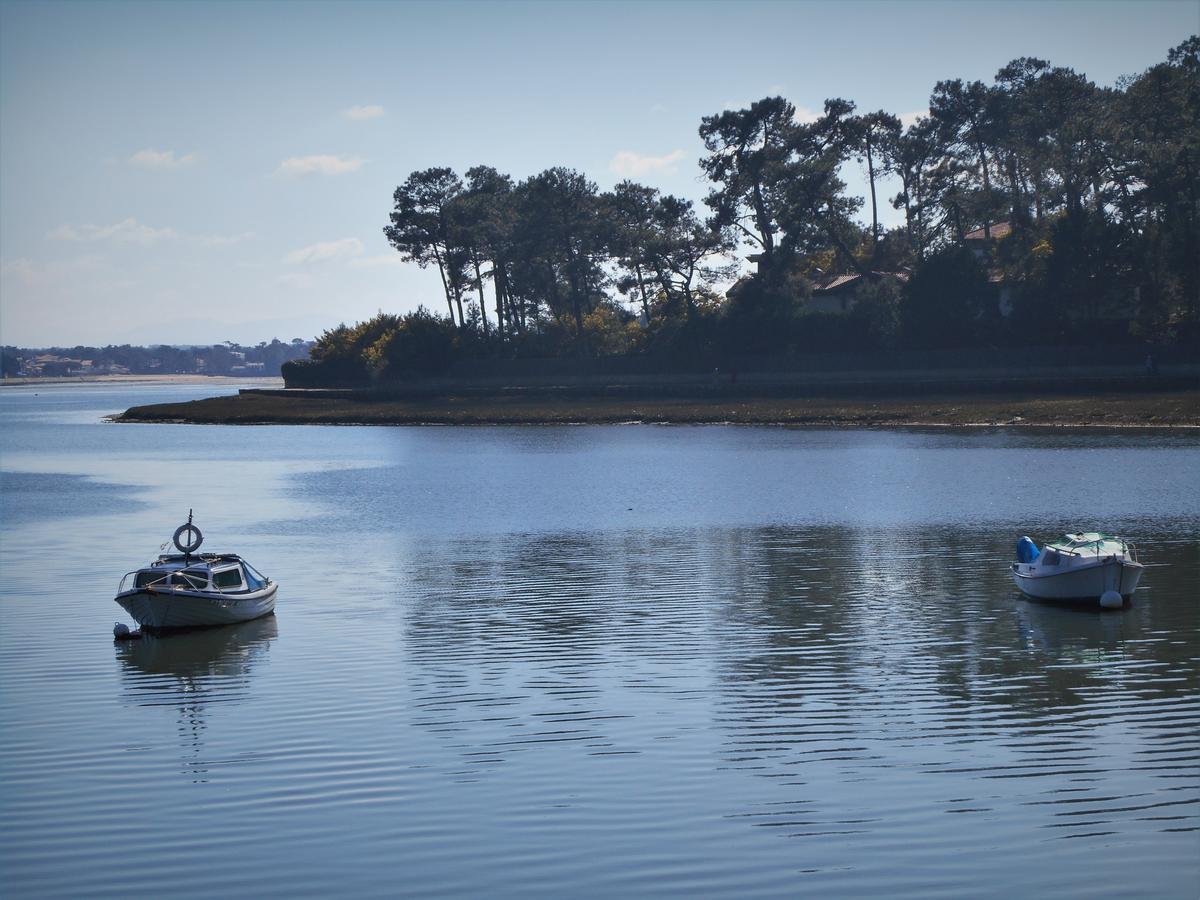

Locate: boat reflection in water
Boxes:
[116,615,278,780]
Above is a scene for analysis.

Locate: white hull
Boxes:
[1011,558,1142,601]
[116,583,277,630]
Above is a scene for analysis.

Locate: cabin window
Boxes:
[212,568,243,590]
[177,568,210,589]
[135,571,165,589]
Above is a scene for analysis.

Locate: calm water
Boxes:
[1,383,1198,898]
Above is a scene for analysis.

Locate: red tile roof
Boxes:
[964,222,1012,240]
[810,273,861,291]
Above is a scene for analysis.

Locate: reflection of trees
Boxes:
[392,522,1198,852]
[398,526,1198,767]
[403,529,735,653]
[399,527,773,775]
[706,525,1200,844]
[711,526,1199,721]
[117,616,278,780]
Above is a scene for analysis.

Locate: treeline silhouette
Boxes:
[289,38,1198,386]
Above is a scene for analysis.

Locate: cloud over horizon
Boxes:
[47,218,178,244]
[275,155,364,176]
[283,237,364,265]
[129,148,197,169]
[609,149,686,178]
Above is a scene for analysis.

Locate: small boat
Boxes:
[1011,532,1143,607]
[114,512,277,631]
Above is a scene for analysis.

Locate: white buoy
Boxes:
[1099,590,1123,609]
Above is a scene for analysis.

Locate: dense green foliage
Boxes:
[318,38,1198,382]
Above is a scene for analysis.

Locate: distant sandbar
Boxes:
[2,375,284,387]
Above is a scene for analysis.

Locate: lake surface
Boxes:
[1,382,1197,898]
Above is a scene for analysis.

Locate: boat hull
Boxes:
[1011,559,1142,602]
[115,583,277,630]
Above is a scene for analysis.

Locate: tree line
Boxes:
[295,37,1198,384]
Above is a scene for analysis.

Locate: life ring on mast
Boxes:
[173,522,204,554]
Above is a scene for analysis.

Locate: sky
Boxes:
[1,0,1196,347]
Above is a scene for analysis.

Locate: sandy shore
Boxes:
[116,387,1200,428]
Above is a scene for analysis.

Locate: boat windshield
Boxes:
[134,570,169,589]
[1053,535,1128,554]
[177,568,210,590]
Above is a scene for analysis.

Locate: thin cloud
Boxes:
[46,220,251,247]
[609,149,686,178]
[900,109,930,128]
[275,155,364,176]
[196,231,256,247]
[47,218,177,244]
[284,237,364,265]
[129,148,197,169]
[348,254,403,269]
[342,104,385,120]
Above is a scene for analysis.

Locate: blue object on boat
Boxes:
[1016,535,1040,564]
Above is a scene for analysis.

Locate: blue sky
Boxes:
[1,0,1195,346]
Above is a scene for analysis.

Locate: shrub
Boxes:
[371,307,459,380]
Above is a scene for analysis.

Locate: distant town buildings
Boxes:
[19,354,131,377]
[3,340,312,379]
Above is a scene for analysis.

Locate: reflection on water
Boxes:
[117,616,278,781]
[0,384,1197,899]
[118,614,279,681]
[388,523,1199,895]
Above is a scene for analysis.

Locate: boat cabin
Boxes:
[1047,533,1136,560]
[127,554,269,595]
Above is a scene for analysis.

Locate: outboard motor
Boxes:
[1016,535,1040,564]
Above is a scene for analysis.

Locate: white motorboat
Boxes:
[1011,532,1143,607]
[115,513,277,631]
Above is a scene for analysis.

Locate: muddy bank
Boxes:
[117,387,1200,428]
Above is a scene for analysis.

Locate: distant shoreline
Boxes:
[1,375,284,387]
[115,387,1200,429]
